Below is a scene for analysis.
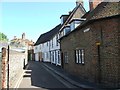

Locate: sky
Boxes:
[1,0,89,42]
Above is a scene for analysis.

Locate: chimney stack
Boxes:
[76,0,84,6]
[89,0,102,10]
[22,33,25,40]
[14,36,17,39]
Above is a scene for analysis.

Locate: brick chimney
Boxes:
[89,0,102,10]
[22,33,25,40]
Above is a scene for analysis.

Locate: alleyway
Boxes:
[18,61,79,89]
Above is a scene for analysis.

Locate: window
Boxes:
[46,52,49,59]
[58,51,61,64]
[64,52,68,64]
[39,45,41,49]
[47,42,48,46]
[75,49,84,64]
[64,27,71,35]
[61,17,64,25]
[42,44,44,47]
[56,35,58,46]
[52,39,53,48]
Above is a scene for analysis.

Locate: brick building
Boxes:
[60,2,120,88]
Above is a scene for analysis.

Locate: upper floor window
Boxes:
[56,35,58,46]
[70,19,83,31]
[42,44,44,47]
[63,25,71,35]
[61,17,64,25]
[52,39,53,48]
[75,49,84,64]
[47,42,48,47]
[39,45,41,49]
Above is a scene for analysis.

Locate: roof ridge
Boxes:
[34,24,61,45]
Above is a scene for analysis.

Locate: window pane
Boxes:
[81,49,84,64]
[79,50,82,63]
[76,50,78,63]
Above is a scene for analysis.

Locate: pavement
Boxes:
[42,62,106,90]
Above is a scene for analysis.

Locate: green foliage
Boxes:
[0,32,9,41]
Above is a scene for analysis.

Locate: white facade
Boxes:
[34,42,50,62]
[34,45,41,61]
[41,42,50,62]
[50,33,61,66]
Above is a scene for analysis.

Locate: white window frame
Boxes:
[75,49,85,64]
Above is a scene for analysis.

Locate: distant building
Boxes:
[10,33,35,61]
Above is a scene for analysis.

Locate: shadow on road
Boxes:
[23,61,75,89]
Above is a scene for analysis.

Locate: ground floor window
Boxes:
[52,52,54,63]
[58,51,61,64]
[75,49,84,64]
[64,52,68,64]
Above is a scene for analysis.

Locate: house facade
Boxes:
[60,1,120,88]
[50,33,61,65]
[34,34,50,62]
[34,24,61,63]
[34,44,42,61]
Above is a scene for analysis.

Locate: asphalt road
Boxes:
[19,61,77,89]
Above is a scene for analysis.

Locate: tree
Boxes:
[0,32,8,41]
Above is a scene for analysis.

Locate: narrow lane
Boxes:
[19,61,77,89]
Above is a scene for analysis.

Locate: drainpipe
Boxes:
[49,41,51,64]
[96,42,101,83]
[7,45,9,90]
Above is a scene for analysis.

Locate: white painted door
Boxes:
[35,53,39,61]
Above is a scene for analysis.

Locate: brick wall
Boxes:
[0,50,2,89]
[60,17,120,88]
[9,50,26,88]
[1,47,28,88]
[1,48,7,89]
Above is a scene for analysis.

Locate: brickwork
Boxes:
[9,50,26,88]
[0,50,2,89]
[60,17,120,88]
[1,47,28,89]
[1,48,7,89]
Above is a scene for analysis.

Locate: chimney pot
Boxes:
[89,0,102,11]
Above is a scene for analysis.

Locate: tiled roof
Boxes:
[87,2,120,21]
[34,24,62,45]
[80,2,120,27]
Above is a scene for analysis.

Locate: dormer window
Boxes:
[70,18,84,31]
[60,15,69,25]
[61,17,64,25]
[63,25,71,35]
